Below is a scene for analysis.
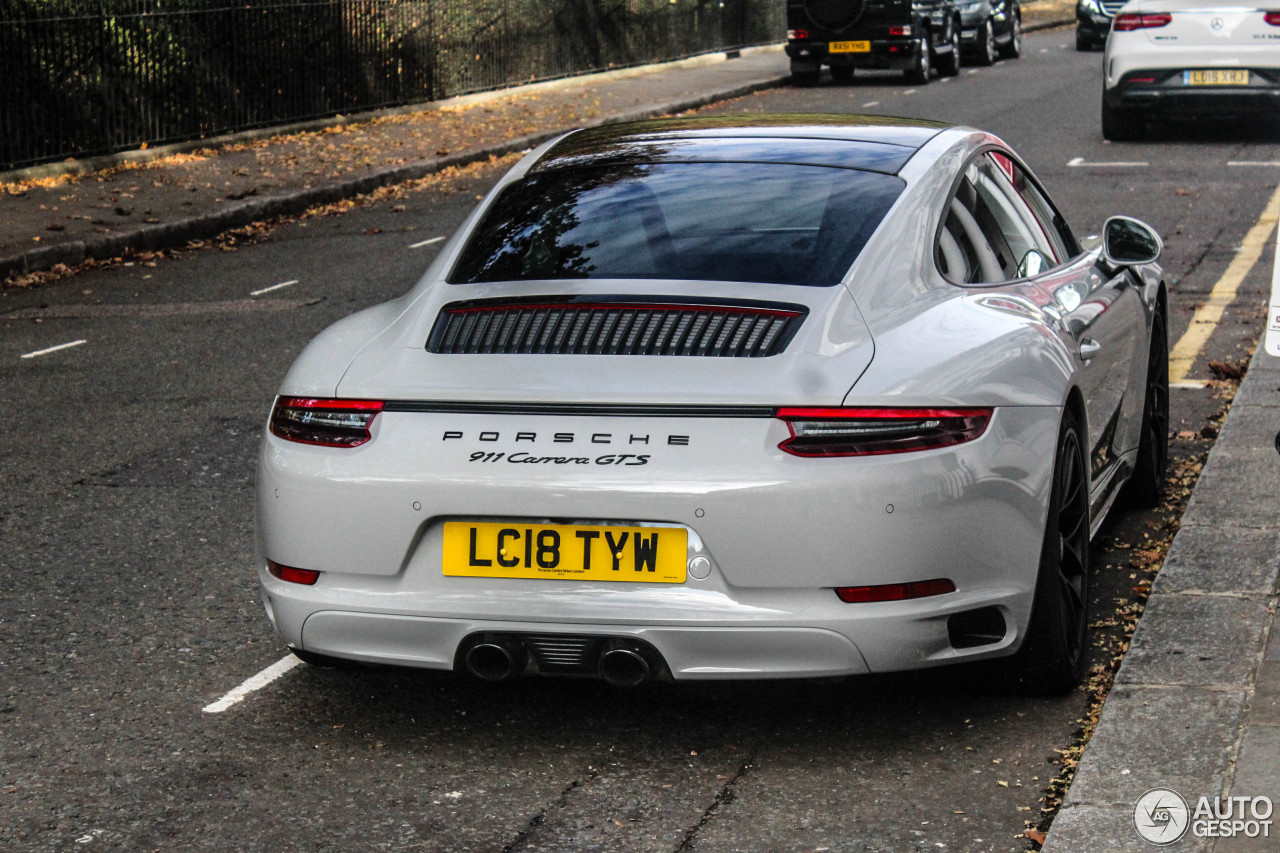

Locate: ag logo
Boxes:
[1134,788,1191,845]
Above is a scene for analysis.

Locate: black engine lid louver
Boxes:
[427,298,807,358]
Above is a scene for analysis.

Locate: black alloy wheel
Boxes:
[1000,14,1022,58]
[905,36,932,84]
[975,18,998,66]
[1122,306,1170,507]
[1006,409,1091,695]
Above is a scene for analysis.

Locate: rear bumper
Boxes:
[1104,69,1280,117]
[256,405,1058,678]
[786,39,920,71]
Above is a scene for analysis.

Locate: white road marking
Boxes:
[20,339,86,359]
[903,89,917,95]
[1170,380,1212,390]
[862,101,880,108]
[409,236,446,249]
[1067,157,1149,167]
[1228,161,1280,167]
[250,280,298,296]
[966,69,979,75]
[203,655,302,714]
[1040,48,1049,53]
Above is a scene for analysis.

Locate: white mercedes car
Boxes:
[257,116,1167,695]
[1103,0,1280,139]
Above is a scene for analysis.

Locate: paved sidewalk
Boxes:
[0,46,794,281]
[0,0,1075,283]
[1045,345,1280,851]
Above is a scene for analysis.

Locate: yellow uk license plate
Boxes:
[830,40,871,53]
[1186,69,1248,86]
[443,521,687,583]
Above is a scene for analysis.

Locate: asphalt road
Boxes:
[3,30,1278,853]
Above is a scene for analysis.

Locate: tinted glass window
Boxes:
[449,162,905,287]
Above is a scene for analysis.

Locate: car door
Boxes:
[936,150,1143,477]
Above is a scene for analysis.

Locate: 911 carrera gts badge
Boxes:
[442,431,690,446]
[469,451,650,466]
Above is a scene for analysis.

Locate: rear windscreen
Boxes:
[448,162,905,287]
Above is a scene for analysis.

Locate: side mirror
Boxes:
[1102,216,1162,267]
[1017,249,1050,279]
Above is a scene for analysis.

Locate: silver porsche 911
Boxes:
[257,115,1168,695]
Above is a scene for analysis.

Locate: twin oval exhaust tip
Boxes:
[461,635,658,687]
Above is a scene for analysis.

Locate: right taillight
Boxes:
[1113,12,1172,30]
[1265,10,1280,25]
[269,397,383,447]
[777,408,993,457]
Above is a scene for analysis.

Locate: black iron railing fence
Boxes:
[0,0,784,171]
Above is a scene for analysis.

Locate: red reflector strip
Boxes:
[1127,77,1156,84]
[268,560,320,585]
[835,578,956,603]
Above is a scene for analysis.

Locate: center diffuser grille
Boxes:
[427,299,806,357]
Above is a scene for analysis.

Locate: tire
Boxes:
[999,14,1022,59]
[975,18,998,66]
[905,36,932,84]
[1121,305,1170,508]
[1101,98,1144,141]
[1075,29,1092,51]
[1005,409,1091,695]
[939,22,962,76]
[791,62,820,85]
[830,64,855,84]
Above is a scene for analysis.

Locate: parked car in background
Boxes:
[1102,0,1280,139]
[956,0,1022,64]
[1077,0,1124,50]
[257,114,1169,696]
[786,0,962,84]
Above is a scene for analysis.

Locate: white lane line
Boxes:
[966,69,979,75]
[1229,161,1280,167]
[203,655,302,714]
[862,101,880,108]
[1067,157,1150,168]
[1171,380,1212,390]
[903,88,917,95]
[250,280,298,297]
[21,339,87,359]
[409,236,446,249]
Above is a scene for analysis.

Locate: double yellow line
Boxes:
[1167,182,1280,383]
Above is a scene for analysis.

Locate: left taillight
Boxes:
[1266,10,1280,25]
[777,407,993,457]
[268,560,320,585]
[269,397,384,447]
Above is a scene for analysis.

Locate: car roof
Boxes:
[531,114,951,176]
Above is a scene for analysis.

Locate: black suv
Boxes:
[786,0,962,84]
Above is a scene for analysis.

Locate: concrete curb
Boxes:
[1043,345,1280,852]
[0,75,790,280]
